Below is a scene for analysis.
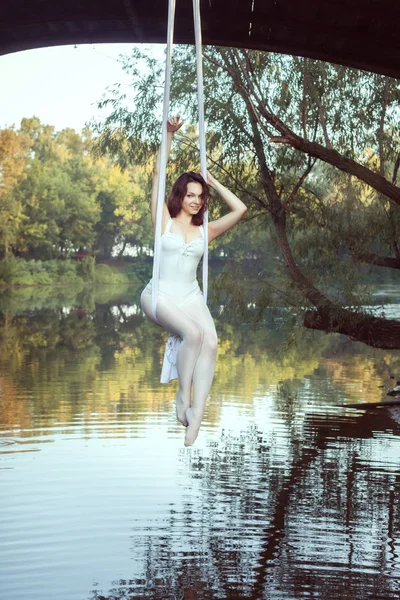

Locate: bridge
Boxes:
[1,0,399,78]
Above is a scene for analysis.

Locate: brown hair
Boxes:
[167,172,209,226]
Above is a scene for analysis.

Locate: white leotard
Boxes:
[143,217,205,306]
[140,217,216,388]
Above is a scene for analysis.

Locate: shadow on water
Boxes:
[1,286,400,600]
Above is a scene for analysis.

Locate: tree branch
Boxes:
[231,48,263,106]
[228,49,274,139]
[240,49,266,106]
[392,153,400,185]
[284,156,316,212]
[304,308,400,349]
[378,79,390,177]
[351,251,400,270]
[258,102,400,206]
[301,58,308,140]
[306,74,332,149]
[203,50,235,78]
[256,277,299,307]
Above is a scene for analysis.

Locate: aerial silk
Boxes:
[151,0,209,383]
[151,0,208,324]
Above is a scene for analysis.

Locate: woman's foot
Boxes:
[176,390,189,427]
[184,407,201,446]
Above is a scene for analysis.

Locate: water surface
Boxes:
[1,287,400,599]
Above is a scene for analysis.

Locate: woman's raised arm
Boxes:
[207,172,247,243]
[151,116,183,230]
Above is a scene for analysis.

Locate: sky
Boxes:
[0,43,164,133]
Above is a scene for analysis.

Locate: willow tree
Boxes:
[92,46,400,349]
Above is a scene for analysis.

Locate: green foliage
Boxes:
[123,261,152,284]
[0,258,80,285]
[0,257,19,284]
[55,260,81,283]
[93,264,129,285]
[0,117,152,262]
[0,283,138,318]
[0,257,136,287]
[77,256,96,281]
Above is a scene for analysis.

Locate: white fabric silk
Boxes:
[151,0,209,383]
[161,333,181,383]
[152,0,208,322]
[193,0,208,301]
[152,0,176,321]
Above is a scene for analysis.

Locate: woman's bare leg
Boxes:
[140,291,202,426]
[180,295,218,446]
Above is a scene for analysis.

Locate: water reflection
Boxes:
[0,287,400,600]
[86,412,400,600]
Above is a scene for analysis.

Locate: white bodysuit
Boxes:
[142,216,205,308]
[140,217,218,388]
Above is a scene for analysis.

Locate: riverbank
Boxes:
[0,256,146,288]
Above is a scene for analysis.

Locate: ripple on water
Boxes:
[1,301,400,599]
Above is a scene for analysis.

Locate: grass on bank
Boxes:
[0,256,145,287]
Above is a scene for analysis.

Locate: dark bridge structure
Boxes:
[1,0,399,78]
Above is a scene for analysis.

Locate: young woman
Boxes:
[140,116,247,446]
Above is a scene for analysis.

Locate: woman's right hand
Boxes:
[206,170,218,189]
[167,115,184,133]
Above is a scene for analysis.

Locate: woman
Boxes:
[140,116,247,446]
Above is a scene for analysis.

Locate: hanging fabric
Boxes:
[193,0,209,302]
[153,0,209,383]
[152,0,208,324]
[151,0,177,321]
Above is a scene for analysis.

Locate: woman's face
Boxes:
[181,182,203,215]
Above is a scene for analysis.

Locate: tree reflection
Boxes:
[1,287,400,433]
[88,410,400,600]
[1,288,400,599]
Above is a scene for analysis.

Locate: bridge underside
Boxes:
[1,0,399,78]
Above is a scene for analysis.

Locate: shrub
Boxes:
[94,264,117,283]
[94,264,129,284]
[0,258,19,284]
[123,262,152,284]
[30,271,53,285]
[77,256,95,281]
[11,272,36,285]
[0,257,131,287]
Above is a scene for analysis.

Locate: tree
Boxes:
[92,46,400,349]
[11,123,100,258]
[0,118,155,261]
[0,127,30,257]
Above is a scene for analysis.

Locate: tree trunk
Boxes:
[304,307,400,349]
[118,240,127,258]
[352,251,400,270]
[273,190,400,349]
[273,215,331,309]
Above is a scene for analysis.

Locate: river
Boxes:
[0,285,399,599]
